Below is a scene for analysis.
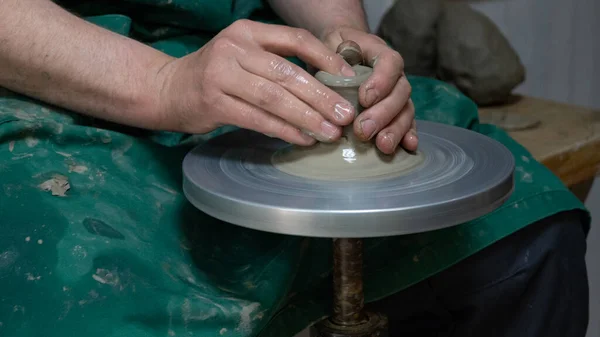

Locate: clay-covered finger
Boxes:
[237,51,356,127]
[229,20,355,77]
[222,70,342,142]
[328,32,404,108]
[359,47,404,108]
[353,75,411,141]
[219,94,317,146]
[375,99,415,154]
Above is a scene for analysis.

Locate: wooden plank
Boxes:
[569,178,595,203]
[479,95,600,186]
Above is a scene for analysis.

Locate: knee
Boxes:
[527,210,588,262]
[430,210,588,297]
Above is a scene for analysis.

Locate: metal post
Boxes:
[310,39,389,337]
[332,238,367,326]
[310,238,389,337]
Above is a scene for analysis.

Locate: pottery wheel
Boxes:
[183,41,514,238]
[182,120,514,238]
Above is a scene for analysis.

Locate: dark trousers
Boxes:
[369,210,590,337]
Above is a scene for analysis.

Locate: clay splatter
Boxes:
[55,151,72,157]
[111,139,133,160]
[58,300,73,321]
[71,245,88,259]
[25,136,39,147]
[0,250,19,269]
[100,134,112,144]
[39,174,70,196]
[12,153,33,160]
[152,183,178,195]
[25,273,41,281]
[515,166,533,183]
[92,268,120,286]
[182,298,191,327]
[236,302,261,333]
[69,165,88,174]
[189,307,219,321]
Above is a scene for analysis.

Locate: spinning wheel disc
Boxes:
[182,121,514,238]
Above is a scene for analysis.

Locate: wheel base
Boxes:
[309,312,389,337]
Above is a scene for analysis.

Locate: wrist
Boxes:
[136,53,178,131]
[268,0,368,41]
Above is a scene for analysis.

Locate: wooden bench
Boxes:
[479,95,600,202]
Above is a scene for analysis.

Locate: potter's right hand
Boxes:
[156,20,357,145]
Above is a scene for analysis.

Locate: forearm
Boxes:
[0,0,174,129]
[267,0,369,39]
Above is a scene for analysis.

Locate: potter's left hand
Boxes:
[321,27,418,154]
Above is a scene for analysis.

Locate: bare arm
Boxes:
[0,0,173,129]
[266,0,369,39]
[0,0,415,153]
[0,0,358,146]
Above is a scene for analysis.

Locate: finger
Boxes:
[320,29,344,51]
[237,50,356,126]
[230,20,355,77]
[353,75,411,141]
[360,47,404,108]
[400,118,418,152]
[219,93,317,146]
[222,67,342,142]
[375,99,416,154]
[334,32,404,108]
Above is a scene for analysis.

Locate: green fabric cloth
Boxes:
[0,2,589,337]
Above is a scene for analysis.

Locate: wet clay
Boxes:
[271,65,424,181]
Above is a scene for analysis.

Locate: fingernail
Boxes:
[320,121,339,140]
[365,88,378,106]
[360,119,377,139]
[334,102,354,121]
[299,131,316,144]
[383,132,395,150]
[341,64,355,77]
[409,130,418,141]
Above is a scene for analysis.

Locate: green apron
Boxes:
[0,1,589,337]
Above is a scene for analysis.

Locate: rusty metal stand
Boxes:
[310,238,389,337]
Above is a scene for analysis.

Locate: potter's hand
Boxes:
[156,20,358,146]
[321,27,418,154]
